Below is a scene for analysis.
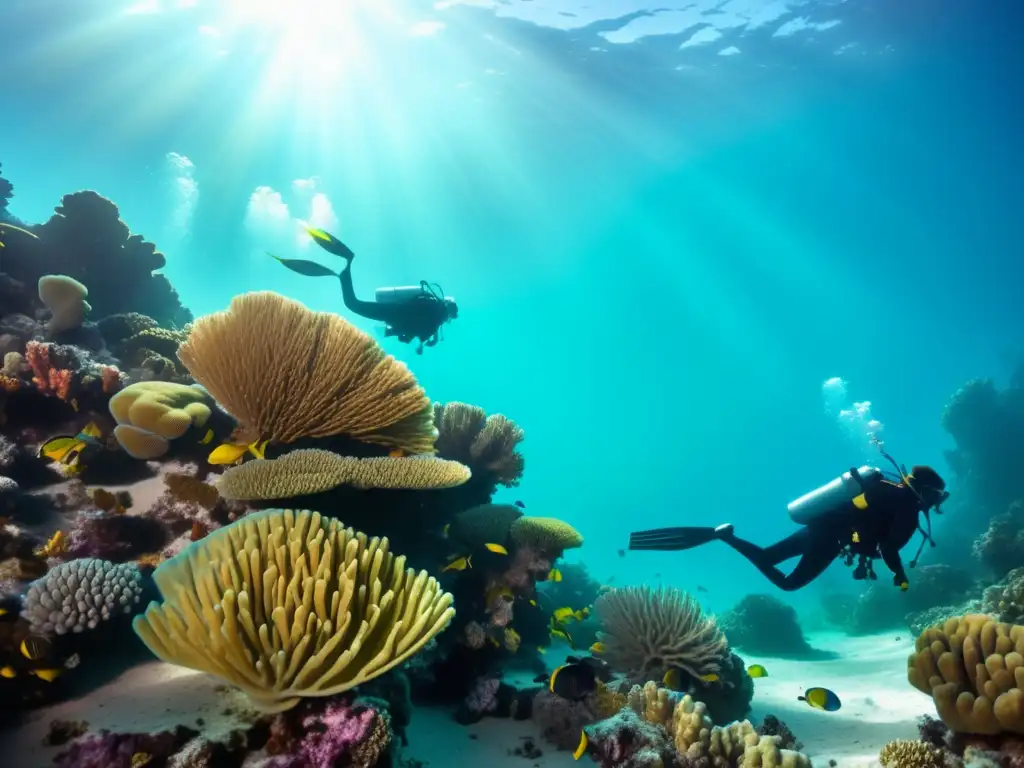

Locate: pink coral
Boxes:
[99,365,122,395]
[25,340,74,399]
[463,621,486,649]
[488,594,514,628]
[267,698,392,768]
[501,545,552,591]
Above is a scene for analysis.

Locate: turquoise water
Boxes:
[2,0,1022,624]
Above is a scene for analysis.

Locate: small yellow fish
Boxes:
[131,752,153,768]
[29,667,62,682]
[21,636,51,661]
[487,636,500,648]
[700,673,720,683]
[573,730,588,761]
[35,530,66,558]
[504,627,521,652]
[442,555,472,573]
[529,599,537,607]
[572,607,590,622]
[442,523,450,538]
[589,641,606,655]
[553,607,576,623]
[663,668,683,690]
[747,664,769,678]
[388,449,405,458]
[0,666,16,678]
[484,542,508,555]
[199,428,215,445]
[549,625,575,649]
[207,439,269,466]
[547,568,562,582]
[537,646,547,654]
[0,608,7,617]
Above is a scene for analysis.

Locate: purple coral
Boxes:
[54,725,198,767]
[465,677,502,716]
[267,698,392,768]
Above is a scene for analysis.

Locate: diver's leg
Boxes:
[338,267,393,323]
[721,527,842,591]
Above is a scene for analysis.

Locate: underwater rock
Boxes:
[974,502,1024,579]
[54,724,200,768]
[720,593,835,660]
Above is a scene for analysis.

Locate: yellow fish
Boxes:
[547,568,562,582]
[38,422,105,471]
[485,585,514,606]
[35,530,66,558]
[0,666,15,678]
[747,664,769,678]
[553,607,576,623]
[442,524,450,538]
[572,607,590,621]
[487,636,500,648]
[537,646,547,654]
[21,636,51,661]
[388,449,405,458]
[663,668,684,690]
[700,673,720,683]
[484,542,509,555]
[573,730,588,761]
[0,608,7,617]
[29,668,62,682]
[529,599,537,607]
[207,439,269,466]
[504,628,521,652]
[589,641,606,655]
[198,428,215,445]
[131,753,153,767]
[549,624,576,649]
[442,555,472,573]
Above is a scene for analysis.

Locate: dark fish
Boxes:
[534,662,597,701]
[566,655,612,682]
[697,585,708,593]
[617,549,625,557]
[514,500,526,508]
[267,254,340,278]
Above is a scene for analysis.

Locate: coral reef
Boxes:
[21,558,145,635]
[720,594,835,660]
[595,585,728,683]
[974,503,1024,579]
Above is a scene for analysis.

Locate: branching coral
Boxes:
[24,341,74,400]
[21,558,145,635]
[133,508,456,712]
[879,738,945,768]
[176,291,436,453]
[595,585,728,682]
[215,448,470,501]
[433,401,525,486]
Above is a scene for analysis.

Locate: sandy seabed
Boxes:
[0,628,930,767]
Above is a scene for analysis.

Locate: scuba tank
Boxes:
[375,286,426,304]
[787,466,882,525]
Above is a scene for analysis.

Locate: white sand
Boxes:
[744,630,933,768]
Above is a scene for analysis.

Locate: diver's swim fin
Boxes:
[628,524,733,552]
[303,225,355,260]
[267,253,340,278]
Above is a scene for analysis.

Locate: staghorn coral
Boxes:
[38,274,91,334]
[595,585,728,683]
[215,448,470,501]
[879,738,946,768]
[510,515,583,556]
[433,401,525,486]
[177,291,436,453]
[21,558,145,635]
[24,340,74,400]
[908,614,1024,734]
[133,508,456,712]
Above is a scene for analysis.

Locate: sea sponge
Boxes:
[447,503,524,550]
[878,739,945,768]
[908,613,1024,734]
[132,508,455,712]
[176,291,436,453]
[215,448,470,501]
[38,274,91,334]
[21,558,145,635]
[110,381,213,439]
[596,586,728,682]
[509,515,583,554]
[433,401,525,486]
[113,424,171,460]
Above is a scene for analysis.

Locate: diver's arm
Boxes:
[338,266,394,323]
[878,487,920,587]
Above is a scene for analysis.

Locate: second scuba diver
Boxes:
[270,227,459,354]
[629,450,948,592]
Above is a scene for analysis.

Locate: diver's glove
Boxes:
[894,575,909,591]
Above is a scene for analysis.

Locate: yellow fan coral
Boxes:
[215,448,470,501]
[133,508,455,712]
[176,291,436,454]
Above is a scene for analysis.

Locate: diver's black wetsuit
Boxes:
[720,479,922,591]
[338,265,450,350]
[631,476,933,592]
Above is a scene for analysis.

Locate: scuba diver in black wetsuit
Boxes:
[269,226,459,354]
[629,449,949,592]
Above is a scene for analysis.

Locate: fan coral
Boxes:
[133,508,456,712]
[21,558,145,635]
[176,291,436,453]
[215,449,470,501]
[595,585,728,682]
[510,515,583,555]
[433,401,525,486]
